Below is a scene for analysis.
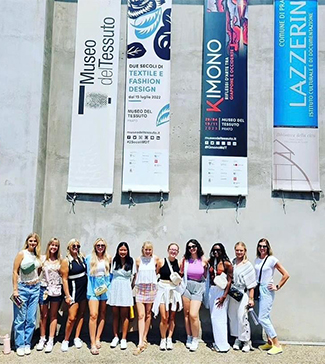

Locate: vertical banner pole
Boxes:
[201,0,248,196]
[67,0,121,194]
[273,0,320,192]
[122,0,172,193]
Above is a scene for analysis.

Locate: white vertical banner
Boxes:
[122,0,172,193]
[67,0,121,194]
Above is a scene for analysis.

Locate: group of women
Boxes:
[12,233,289,357]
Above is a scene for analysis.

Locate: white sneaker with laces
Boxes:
[186,335,192,349]
[160,338,166,350]
[74,338,83,349]
[110,336,119,348]
[61,340,69,352]
[36,337,46,351]
[233,338,242,350]
[242,341,251,353]
[166,338,173,350]
[120,339,127,350]
[24,345,31,355]
[16,347,25,356]
[189,337,199,352]
[45,340,54,353]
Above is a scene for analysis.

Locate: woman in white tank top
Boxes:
[12,232,42,356]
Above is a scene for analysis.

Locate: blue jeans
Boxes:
[13,282,40,348]
[258,284,277,339]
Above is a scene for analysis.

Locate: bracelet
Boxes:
[64,295,71,299]
[249,297,254,301]
[276,285,280,290]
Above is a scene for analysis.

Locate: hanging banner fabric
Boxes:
[67,0,121,194]
[201,0,248,196]
[273,0,320,191]
[122,0,172,193]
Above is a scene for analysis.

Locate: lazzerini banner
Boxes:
[273,0,320,191]
[67,0,121,194]
[122,0,172,193]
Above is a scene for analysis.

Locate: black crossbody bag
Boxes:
[254,256,268,300]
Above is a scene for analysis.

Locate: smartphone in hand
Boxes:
[10,294,24,308]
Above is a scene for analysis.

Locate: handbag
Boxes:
[166,259,182,286]
[213,272,227,290]
[45,267,62,297]
[254,256,269,300]
[228,286,243,302]
[94,284,108,296]
[21,262,35,275]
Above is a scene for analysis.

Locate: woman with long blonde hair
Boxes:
[60,239,87,352]
[36,238,63,353]
[133,241,159,355]
[228,242,256,353]
[12,233,42,356]
[85,238,111,355]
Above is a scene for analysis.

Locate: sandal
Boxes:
[90,346,99,355]
[96,341,101,349]
[143,340,149,348]
[133,345,145,356]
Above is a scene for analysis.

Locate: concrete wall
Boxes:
[0,0,53,331]
[1,0,325,341]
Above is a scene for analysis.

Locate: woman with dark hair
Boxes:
[180,239,208,352]
[12,233,42,356]
[208,242,233,353]
[255,238,289,355]
[107,242,136,350]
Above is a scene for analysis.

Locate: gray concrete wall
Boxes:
[0,0,53,332]
[1,0,325,341]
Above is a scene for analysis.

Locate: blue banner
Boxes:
[274,0,318,127]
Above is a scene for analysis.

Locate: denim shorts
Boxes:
[183,280,205,301]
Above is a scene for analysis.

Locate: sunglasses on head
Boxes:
[72,244,80,249]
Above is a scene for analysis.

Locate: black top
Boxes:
[159,258,180,280]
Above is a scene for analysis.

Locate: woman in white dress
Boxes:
[228,242,256,353]
[107,242,136,350]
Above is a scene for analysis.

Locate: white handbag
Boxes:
[166,258,182,286]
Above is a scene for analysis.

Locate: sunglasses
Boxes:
[96,244,105,248]
[258,245,267,248]
[213,249,222,253]
[72,244,80,249]
[188,245,197,250]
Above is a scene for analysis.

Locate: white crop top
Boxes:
[19,250,41,283]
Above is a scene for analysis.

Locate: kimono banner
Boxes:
[201,0,248,196]
[273,0,320,191]
[122,0,171,193]
[67,0,121,194]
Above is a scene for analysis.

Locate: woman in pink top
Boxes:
[180,239,208,352]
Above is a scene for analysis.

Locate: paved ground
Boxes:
[1,340,325,364]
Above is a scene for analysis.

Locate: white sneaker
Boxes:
[17,347,25,356]
[160,338,166,350]
[166,338,173,350]
[45,341,54,353]
[24,345,31,355]
[120,339,127,350]
[189,337,199,352]
[61,340,69,352]
[36,337,46,351]
[110,336,119,348]
[242,341,251,353]
[185,335,192,348]
[74,338,83,349]
[233,338,242,350]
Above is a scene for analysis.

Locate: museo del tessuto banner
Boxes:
[273,0,320,192]
[201,0,248,196]
[122,0,172,193]
[67,0,121,194]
